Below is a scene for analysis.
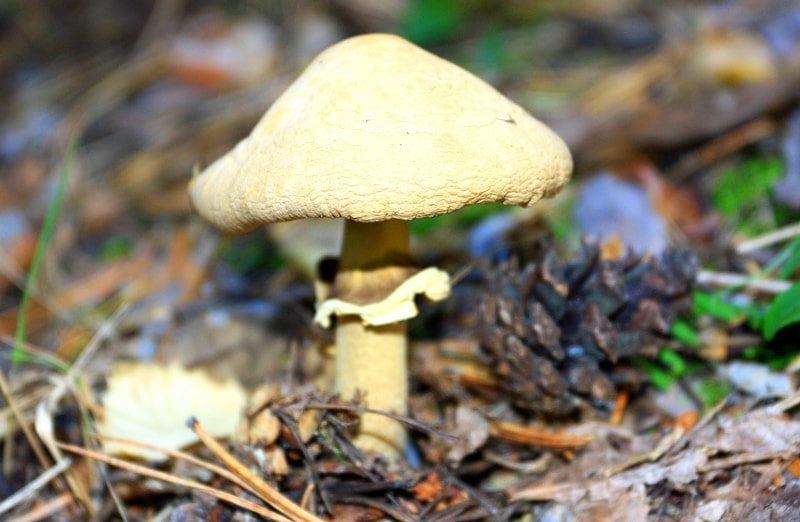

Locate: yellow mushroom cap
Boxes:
[189,33,572,234]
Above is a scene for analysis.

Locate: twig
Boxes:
[484,451,552,474]
[35,403,93,515]
[56,442,291,522]
[670,118,776,179]
[133,0,187,51]
[304,401,457,440]
[335,497,417,522]
[6,493,73,522]
[0,457,72,517]
[665,396,729,458]
[64,304,130,381]
[0,365,53,485]
[426,500,486,522]
[0,334,70,372]
[0,385,47,439]
[34,305,131,516]
[609,389,629,427]
[440,469,501,520]
[188,417,325,522]
[604,398,729,477]
[737,221,800,254]
[696,269,792,294]
[698,451,797,472]
[769,389,800,413]
[271,408,332,514]
[0,143,78,482]
[91,433,264,501]
[489,419,594,448]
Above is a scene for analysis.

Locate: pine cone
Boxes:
[478,241,697,415]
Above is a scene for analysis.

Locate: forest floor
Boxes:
[1,1,800,520]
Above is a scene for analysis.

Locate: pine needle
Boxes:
[56,442,292,522]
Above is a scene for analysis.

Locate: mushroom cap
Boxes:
[189,33,572,234]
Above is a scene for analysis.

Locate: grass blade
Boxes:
[12,135,78,368]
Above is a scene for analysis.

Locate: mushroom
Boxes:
[189,33,572,458]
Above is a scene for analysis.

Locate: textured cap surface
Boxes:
[189,33,572,233]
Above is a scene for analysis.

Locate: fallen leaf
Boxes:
[412,472,444,503]
[98,362,246,461]
[446,406,490,465]
[693,411,800,454]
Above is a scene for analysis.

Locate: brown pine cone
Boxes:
[478,240,697,415]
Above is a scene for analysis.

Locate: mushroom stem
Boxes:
[336,318,407,456]
[335,219,411,457]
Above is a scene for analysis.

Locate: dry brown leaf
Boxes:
[693,411,800,454]
[412,472,444,503]
[267,447,289,476]
[675,410,700,432]
[297,409,320,443]
[446,406,490,465]
[248,410,281,446]
[787,458,800,478]
[246,383,281,416]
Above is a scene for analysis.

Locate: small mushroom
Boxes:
[189,34,572,458]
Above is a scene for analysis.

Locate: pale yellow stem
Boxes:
[335,318,407,456]
[335,219,410,457]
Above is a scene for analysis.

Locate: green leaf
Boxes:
[637,360,675,391]
[696,379,730,407]
[658,349,687,376]
[711,157,783,218]
[763,283,800,340]
[693,291,744,322]
[778,237,800,279]
[671,319,700,346]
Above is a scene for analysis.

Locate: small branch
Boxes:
[304,401,457,440]
[188,417,325,522]
[91,433,262,501]
[6,493,73,522]
[57,443,290,522]
[737,222,800,254]
[489,419,594,448]
[696,269,792,294]
[270,408,332,514]
[0,458,72,517]
[769,389,800,413]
